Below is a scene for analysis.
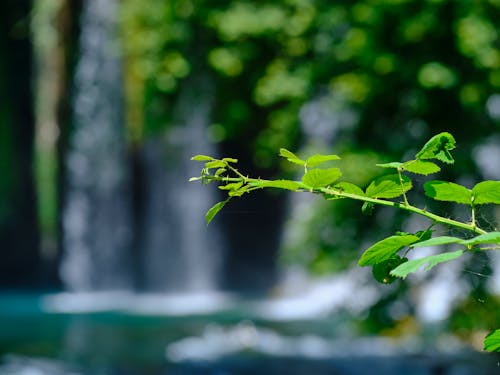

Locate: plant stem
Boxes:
[479,246,500,251]
[320,186,487,236]
[204,174,488,236]
[397,169,409,206]
[226,164,248,180]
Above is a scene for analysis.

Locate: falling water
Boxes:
[60,0,132,291]
[59,0,221,293]
[139,78,222,292]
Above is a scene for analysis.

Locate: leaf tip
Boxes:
[205,200,228,225]
[191,154,214,161]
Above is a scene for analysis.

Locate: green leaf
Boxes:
[415,229,433,242]
[228,187,250,197]
[222,157,238,163]
[460,232,500,246]
[484,329,500,352]
[361,202,374,215]
[215,168,227,176]
[218,182,243,191]
[205,160,227,169]
[415,132,456,164]
[472,181,500,205]
[249,180,302,191]
[390,250,464,279]
[365,174,412,199]
[376,162,403,169]
[358,234,419,266]
[327,182,365,200]
[305,154,341,168]
[205,199,229,224]
[191,155,214,161]
[412,236,464,248]
[424,181,472,204]
[403,160,441,175]
[279,148,298,159]
[279,148,305,166]
[376,160,441,175]
[302,168,342,188]
[333,182,365,196]
[372,255,408,284]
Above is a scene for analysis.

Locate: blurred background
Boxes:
[1,0,500,373]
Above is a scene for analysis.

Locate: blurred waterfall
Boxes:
[138,78,222,292]
[59,0,222,293]
[60,0,132,291]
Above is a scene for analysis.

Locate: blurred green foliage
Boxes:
[120,0,500,257]
[32,0,61,239]
[121,0,500,338]
[121,0,499,157]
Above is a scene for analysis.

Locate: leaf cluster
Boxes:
[191,132,500,351]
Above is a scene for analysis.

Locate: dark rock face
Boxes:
[0,0,40,288]
[218,189,287,293]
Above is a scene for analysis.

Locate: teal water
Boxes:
[0,291,346,373]
[0,292,246,371]
[0,292,499,375]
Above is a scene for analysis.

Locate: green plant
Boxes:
[190,132,500,351]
